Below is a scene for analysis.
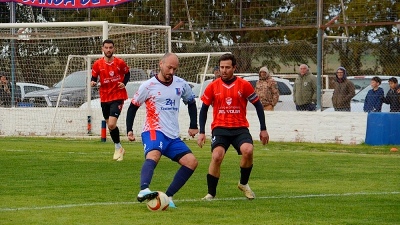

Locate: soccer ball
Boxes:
[146,191,169,211]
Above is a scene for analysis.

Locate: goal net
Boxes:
[0,21,169,136]
[0,21,171,92]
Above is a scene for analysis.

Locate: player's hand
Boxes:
[188,128,198,138]
[90,81,97,87]
[197,133,206,148]
[127,131,136,141]
[118,82,125,89]
[260,130,269,145]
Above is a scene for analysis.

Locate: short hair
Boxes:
[371,76,382,84]
[102,39,114,46]
[213,66,219,72]
[219,53,237,67]
[388,77,398,84]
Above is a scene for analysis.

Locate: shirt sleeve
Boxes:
[200,82,214,106]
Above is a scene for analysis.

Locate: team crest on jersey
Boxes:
[175,88,181,96]
[109,71,115,77]
[225,97,232,105]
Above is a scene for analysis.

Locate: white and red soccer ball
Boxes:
[146,191,169,211]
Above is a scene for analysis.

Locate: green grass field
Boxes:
[0,137,399,225]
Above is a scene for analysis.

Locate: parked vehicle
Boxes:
[324,81,391,112]
[1,82,49,107]
[21,68,148,107]
[347,75,400,93]
[15,82,49,101]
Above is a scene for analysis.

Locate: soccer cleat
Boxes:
[201,194,215,200]
[137,188,158,202]
[237,182,255,200]
[168,198,177,208]
[113,147,125,161]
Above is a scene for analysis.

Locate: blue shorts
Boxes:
[141,130,192,162]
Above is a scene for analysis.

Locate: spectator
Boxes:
[293,64,317,111]
[363,76,384,112]
[254,66,279,111]
[331,67,355,111]
[382,77,400,112]
[213,66,220,79]
[0,74,12,107]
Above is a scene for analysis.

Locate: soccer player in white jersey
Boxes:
[126,53,199,208]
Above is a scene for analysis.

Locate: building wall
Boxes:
[0,108,367,144]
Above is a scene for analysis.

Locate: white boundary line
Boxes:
[1,191,399,212]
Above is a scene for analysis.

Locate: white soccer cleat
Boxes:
[137,188,158,202]
[201,193,215,200]
[113,147,125,161]
[238,182,255,200]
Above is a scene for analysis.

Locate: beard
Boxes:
[104,52,113,59]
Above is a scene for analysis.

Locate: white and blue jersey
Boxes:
[131,75,195,139]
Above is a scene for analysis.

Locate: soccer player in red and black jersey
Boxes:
[91,39,130,161]
[197,53,269,200]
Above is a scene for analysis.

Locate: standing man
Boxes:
[0,74,12,107]
[255,66,279,111]
[197,53,269,200]
[383,77,400,112]
[331,66,355,111]
[363,76,384,112]
[126,53,199,208]
[91,39,130,161]
[293,64,317,111]
[213,66,221,80]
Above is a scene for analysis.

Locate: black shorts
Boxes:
[211,127,253,155]
[101,100,124,120]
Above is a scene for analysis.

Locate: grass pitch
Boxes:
[0,137,399,225]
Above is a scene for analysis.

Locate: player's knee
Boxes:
[240,145,254,157]
[108,124,117,130]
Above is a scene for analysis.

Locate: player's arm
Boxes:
[197,103,210,148]
[126,102,140,141]
[252,99,269,145]
[90,64,99,87]
[187,99,198,138]
[123,71,131,85]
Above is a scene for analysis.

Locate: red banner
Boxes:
[0,0,133,9]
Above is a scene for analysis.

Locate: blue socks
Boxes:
[140,159,157,190]
[166,166,194,197]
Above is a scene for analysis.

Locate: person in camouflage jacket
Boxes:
[255,66,279,111]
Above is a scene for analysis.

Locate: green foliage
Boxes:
[0,137,399,225]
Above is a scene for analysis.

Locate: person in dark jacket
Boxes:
[363,76,384,112]
[382,77,400,112]
[331,67,355,111]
